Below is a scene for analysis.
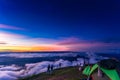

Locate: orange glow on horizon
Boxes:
[0,45,68,52]
[0,31,69,52]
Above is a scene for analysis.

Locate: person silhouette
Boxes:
[47,64,51,74]
[50,64,54,74]
[59,63,62,68]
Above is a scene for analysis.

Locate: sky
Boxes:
[0,0,120,52]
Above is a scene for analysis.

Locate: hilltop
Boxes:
[19,66,87,80]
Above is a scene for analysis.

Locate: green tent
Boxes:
[82,66,91,76]
[89,64,98,75]
[100,67,120,80]
[82,64,120,80]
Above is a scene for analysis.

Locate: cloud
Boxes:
[0,30,119,52]
[0,24,25,30]
[0,65,21,71]
[0,31,26,39]
[0,59,82,80]
[55,37,120,52]
[0,31,58,45]
[0,31,29,47]
[56,37,82,45]
[0,41,7,45]
[0,50,108,80]
[0,55,103,80]
[0,32,68,51]
[0,52,77,58]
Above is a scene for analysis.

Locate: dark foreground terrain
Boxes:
[19,66,87,80]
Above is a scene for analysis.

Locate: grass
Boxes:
[19,66,87,80]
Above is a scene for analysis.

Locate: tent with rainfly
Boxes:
[82,66,91,76]
[82,64,120,80]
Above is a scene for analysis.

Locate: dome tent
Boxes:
[82,59,120,80]
[82,66,91,76]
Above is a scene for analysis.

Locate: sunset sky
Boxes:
[0,0,120,52]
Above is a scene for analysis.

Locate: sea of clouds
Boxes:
[0,58,89,80]
[0,53,79,58]
[0,52,107,80]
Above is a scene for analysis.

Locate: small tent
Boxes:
[82,59,120,80]
[82,66,91,76]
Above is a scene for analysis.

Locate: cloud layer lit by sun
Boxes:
[0,24,120,52]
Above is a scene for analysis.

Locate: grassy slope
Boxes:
[19,66,87,80]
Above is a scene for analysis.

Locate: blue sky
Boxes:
[0,0,120,52]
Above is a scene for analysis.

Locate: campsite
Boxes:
[20,59,120,80]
